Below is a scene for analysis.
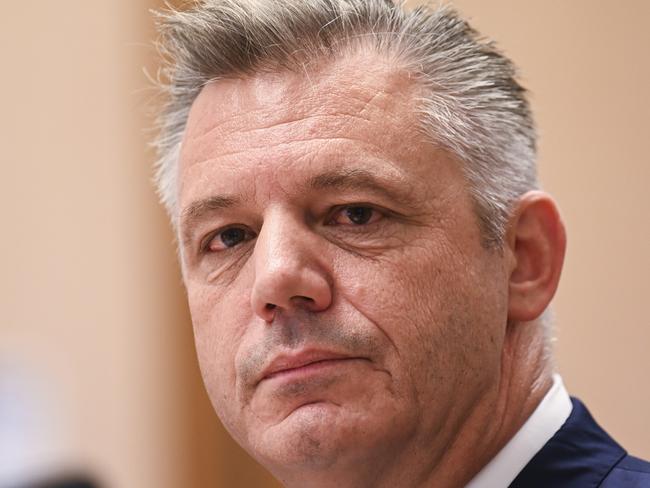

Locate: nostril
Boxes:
[294,296,314,302]
[265,303,276,310]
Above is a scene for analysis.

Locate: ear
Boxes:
[506,191,567,322]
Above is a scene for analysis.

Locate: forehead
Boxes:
[182,55,418,152]
[178,53,435,211]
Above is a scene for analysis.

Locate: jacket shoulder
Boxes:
[511,397,646,488]
[602,455,650,487]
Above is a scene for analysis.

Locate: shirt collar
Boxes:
[465,374,573,488]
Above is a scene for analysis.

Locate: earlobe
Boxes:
[506,191,567,322]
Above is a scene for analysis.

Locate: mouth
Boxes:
[258,350,368,385]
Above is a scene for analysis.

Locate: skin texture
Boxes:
[177,53,566,488]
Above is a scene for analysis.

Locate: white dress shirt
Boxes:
[465,374,573,488]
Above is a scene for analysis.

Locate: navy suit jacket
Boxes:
[510,398,650,487]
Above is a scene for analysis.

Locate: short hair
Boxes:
[152,0,538,246]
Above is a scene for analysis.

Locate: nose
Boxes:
[251,212,333,322]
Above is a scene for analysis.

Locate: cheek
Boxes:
[333,238,506,397]
[186,280,251,423]
[334,242,451,340]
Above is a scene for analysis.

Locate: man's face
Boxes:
[178,54,510,476]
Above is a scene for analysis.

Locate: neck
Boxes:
[417,320,554,488]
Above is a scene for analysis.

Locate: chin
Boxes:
[253,401,372,471]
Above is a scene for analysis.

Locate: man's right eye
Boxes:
[203,227,256,253]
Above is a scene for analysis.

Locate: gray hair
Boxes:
[152,0,538,246]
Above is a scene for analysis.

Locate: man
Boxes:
[151,1,649,486]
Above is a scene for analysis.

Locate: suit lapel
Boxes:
[509,398,626,487]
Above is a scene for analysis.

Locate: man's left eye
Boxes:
[329,205,383,226]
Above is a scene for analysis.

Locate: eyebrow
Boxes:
[180,194,241,246]
[308,167,412,202]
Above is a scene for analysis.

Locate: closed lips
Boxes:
[259,351,368,384]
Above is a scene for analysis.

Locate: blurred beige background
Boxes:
[0,1,647,487]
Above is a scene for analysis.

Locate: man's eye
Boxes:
[204,227,255,252]
[329,205,382,226]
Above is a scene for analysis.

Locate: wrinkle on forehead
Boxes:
[179,51,422,173]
